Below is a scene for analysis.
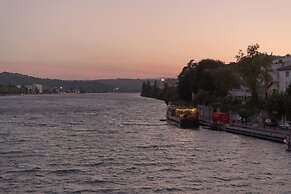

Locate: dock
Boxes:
[199,119,290,143]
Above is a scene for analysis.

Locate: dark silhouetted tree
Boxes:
[265,91,285,120]
[236,44,273,103]
[177,60,197,101]
[192,59,224,94]
[141,82,147,96]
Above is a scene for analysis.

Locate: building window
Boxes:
[286,71,289,77]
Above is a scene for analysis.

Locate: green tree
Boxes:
[236,44,273,103]
[195,65,241,105]
[152,80,159,97]
[159,82,168,101]
[177,60,197,101]
[265,91,285,120]
[192,59,224,94]
[140,82,147,96]
[211,67,241,99]
[195,89,212,105]
[145,80,151,97]
[177,59,240,103]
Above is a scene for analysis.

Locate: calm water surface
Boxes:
[0,93,291,193]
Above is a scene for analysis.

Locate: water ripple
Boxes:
[0,93,290,193]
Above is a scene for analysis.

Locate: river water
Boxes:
[0,93,290,193]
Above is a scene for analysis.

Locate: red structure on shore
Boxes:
[212,112,230,124]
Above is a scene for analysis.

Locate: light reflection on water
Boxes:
[0,93,290,193]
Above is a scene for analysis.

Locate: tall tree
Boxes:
[198,66,241,104]
[145,80,151,97]
[210,66,241,99]
[192,59,224,94]
[141,82,147,96]
[177,60,197,101]
[236,44,273,103]
[177,59,235,102]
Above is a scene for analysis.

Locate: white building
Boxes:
[32,84,43,94]
[278,65,291,92]
[266,81,279,95]
[271,55,291,81]
[270,55,291,93]
[229,86,251,99]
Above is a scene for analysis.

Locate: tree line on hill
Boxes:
[140,80,178,103]
[0,72,147,94]
[0,84,25,95]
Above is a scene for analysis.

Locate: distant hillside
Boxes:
[0,72,113,93]
[0,72,157,93]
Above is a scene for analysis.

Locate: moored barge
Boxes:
[166,106,199,128]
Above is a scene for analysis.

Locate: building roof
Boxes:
[277,65,291,71]
[267,81,277,89]
[229,86,251,97]
[273,55,291,63]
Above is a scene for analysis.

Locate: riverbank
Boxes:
[199,118,290,143]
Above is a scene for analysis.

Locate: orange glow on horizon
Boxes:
[0,0,291,79]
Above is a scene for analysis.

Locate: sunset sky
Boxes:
[0,0,291,79]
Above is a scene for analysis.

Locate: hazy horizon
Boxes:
[0,71,173,81]
[1,0,291,79]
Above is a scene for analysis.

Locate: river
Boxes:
[0,93,290,193]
